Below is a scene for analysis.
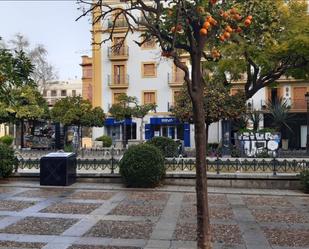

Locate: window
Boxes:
[43,90,47,97]
[112,36,126,56]
[173,63,185,83]
[72,90,76,97]
[143,91,156,105]
[173,90,181,102]
[51,90,57,97]
[142,62,156,77]
[61,90,67,97]
[113,64,126,84]
[113,92,125,104]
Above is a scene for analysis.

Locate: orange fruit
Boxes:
[230,8,237,15]
[233,14,242,21]
[223,32,231,39]
[244,19,251,27]
[222,12,229,19]
[247,15,253,20]
[176,24,182,32]
[209,17,217,26]
[225,25,233,33]
[171,27,176,33]
[203,21,211,29]
[219,35,225,42]
[200,28,208,36]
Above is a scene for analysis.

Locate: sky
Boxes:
[0,0,92,80]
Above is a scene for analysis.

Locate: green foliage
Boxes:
[299,170,309,193]
[109,94,156,120]
[146,136,178,158]
[51,96,105,127]
[64,143,74,152]
[119,144,165,188]
[231,145,241,158]
[258,128,276,133]
[0,135,14,146]
[267,97,294,132]
[0,48,35,102]
[10,85,49,121]
[173,80,246,125]
[0,143,17,178]
[248,111,263,131]
[95,135,112,147]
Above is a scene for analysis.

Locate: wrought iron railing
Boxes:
[16,158,309,175]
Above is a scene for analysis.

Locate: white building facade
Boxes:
[90,0,265,148]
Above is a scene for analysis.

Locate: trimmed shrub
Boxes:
[95,135,112,147]
[119,144,165,187]
[146,136,178,157]
[0,143,17,178]
[300,170,309,194]
[64,143,74,152]
[0,135,14,146]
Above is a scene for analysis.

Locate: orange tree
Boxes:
[77,0,285,248]
[172,77,246,138]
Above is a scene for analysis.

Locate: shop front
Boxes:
[145,117,190,147]
[104,117,136,143]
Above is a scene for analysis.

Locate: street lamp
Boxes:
[305,92,309,154]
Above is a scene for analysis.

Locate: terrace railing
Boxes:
[16,157,309,176]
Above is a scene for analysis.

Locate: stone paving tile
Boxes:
[251,209,309,223]
[262,227,309,247]
[40,202,101,214]
[68,191,116,200]
[242,196,293,208]
[108,203,164,217]
[0,200,37,211]
[179,205,234,220]
[0,188,17,194]
[183,194,229,205]
[0,217,79,235]
[15,189,68,198]
[126,192,169,202]
[84,220,154,239]
[173,223,244,246]
[0,240,46,248]
[68,245,141,249]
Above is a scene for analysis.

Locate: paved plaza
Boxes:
[0,181,308,249]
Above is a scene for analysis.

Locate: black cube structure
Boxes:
[40,152,77,186]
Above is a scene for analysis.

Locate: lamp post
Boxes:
[305,92,309,154]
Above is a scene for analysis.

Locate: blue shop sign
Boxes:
[105,118,134,126]
[150,117,181,125]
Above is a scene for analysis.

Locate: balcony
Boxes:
[168,73,184,87]
[108,74,129,89]
[108,46,129,60]
[260,98,307,113]
[107,18,128,29]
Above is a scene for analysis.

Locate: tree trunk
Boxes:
[190,55,212,249]
[140,118,144,142]
[77,125,81,150]
[123,122,127,148]
[20,119,24,149]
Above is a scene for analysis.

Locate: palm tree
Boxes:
[248,110,263,131]
[266,97,294,132]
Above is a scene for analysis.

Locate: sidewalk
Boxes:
[0,181,308,249]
